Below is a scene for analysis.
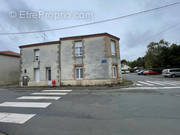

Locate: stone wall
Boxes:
[0,55,20,85]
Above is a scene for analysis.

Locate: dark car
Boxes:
[143,70,158,75]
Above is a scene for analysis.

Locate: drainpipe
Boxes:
[59,39,61,86]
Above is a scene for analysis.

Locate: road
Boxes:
[0,74,180,135]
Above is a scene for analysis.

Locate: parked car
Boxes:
[125,70,130,74]
[137,70,145,75]
[143,70,158,75]
[162,68,180,78]
[121,70,126,74]
[121,70,130,74]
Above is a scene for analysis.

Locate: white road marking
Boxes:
[0,112,35,124]
[0,102,51,108]
[123,87,180,90]
[32,93,67,95]
[136,83,143,86]
[146,81,164,86]
[158,81,176,86]
[138,81,155,86]
[165,81,180,85]
[17,96,61,100]
[43,90,72,92]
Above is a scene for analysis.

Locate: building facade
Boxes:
[19,33,122,86]
[0,51,20,85]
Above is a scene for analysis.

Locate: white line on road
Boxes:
[123,87,180,90]
[17,96,61,100]
[136,83,143,86]
[146,81,164,86]
[42,90,72,92]
[0,112,35,124]
[32,93,67,95]
[138,81,155,86]
[0,102,51,108]
[158,81,177,86]
[165,81,180,85]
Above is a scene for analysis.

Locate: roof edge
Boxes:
[0,53,20,58]
[60,33,120,41]
[19,41,59,48]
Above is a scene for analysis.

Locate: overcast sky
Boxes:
[0,0,180,60]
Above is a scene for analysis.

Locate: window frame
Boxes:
[74,41,83,57]
[75,66,83,80]
[34,49,40,61]
[112,65,118,78]
[110,40,116,56]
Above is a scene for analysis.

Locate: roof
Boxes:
[0,51,20,57]
[19,41,59,48]
[60,33,120,41]
[19,33,120,48]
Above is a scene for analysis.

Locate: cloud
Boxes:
[1,0,49,32]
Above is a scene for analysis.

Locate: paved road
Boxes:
[0,75,180,135]
[123,73,180,87]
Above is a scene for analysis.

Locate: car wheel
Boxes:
[171,74,176,78]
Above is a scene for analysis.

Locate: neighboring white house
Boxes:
[121,63,130,71]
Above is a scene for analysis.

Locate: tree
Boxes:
[127,39,180,70]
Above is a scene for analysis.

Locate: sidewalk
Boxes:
[0,79,134,91]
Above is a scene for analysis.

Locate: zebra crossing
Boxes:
[0,89,72,124]
[136,80,180,87]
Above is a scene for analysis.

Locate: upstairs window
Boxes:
[75,41,83,56]
[34,49,40,61]
[111,40,116,56]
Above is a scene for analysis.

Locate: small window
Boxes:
[34,49,40,61]
[75,41,83,56]
[111,40,116,56]
[76,66,83,80]
[112,65,117,78]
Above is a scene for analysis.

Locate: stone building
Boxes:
[19,33,122,86]
[0,51,20,85]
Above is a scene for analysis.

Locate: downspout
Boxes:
[59,39,61,86]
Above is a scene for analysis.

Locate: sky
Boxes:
[0,0,180,61]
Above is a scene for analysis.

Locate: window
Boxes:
[75,41,83,56]
[76,67,83,80]
[111,40,116,56]
[34,49,40,61]
[46,67,51,81]
[112,65,117,78]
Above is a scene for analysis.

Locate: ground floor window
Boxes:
[112,65,118,78]
[34,68,40,82]
[76,66,83,80]
[46,67,51,81]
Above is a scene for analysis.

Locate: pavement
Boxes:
[0,74,180,135]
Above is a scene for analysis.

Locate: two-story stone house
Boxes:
[19,33,122,86]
